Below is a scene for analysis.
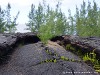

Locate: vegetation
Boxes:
[0,0,100,36]
[66,44,75,51]
[0,3,19,33]
[0,0,100,72]
[74,1,100,36]
[66,44,100,72]
[26,0,100,71]
[26,1,68,43]
[26,0,100,44]
[83,50,100,72]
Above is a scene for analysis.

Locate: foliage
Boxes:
[26,3,44,32]
[67,9,75,35]
[27,1,68,43]
[0,7,6,33]
[66,44,75,51]
[74,1,100,36]
[83,50,100,72]
[26,0,100,40]
[65,44,100,72]
[0,3,19,33]
[38,24,54,44]
[5,3,20,33]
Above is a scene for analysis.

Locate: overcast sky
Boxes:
[0,0,100,32]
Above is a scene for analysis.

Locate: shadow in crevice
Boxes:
[0,35,41,65]
[50,36,64,42]
[50,35,100,60]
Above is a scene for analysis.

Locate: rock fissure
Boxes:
[45,47,82,63]
[41,64,52,75]
[0,33,99,75]
[0,33,40,64]
[51,35,100,60]
[46,41,83,63]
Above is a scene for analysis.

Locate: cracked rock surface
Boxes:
[65,35,100,59]
[0,33,99,75]
[0,42,99,75]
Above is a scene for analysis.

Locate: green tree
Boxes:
[27,1,68,43]
[5,3,19,33]
[27,1,67,34]
[74,0,100,36]
[0,6,6,33]
[0,3,19,33]
[68,9,75,35]
[26,3,44,32]
[27,1,68,42]
[54,2,68,35]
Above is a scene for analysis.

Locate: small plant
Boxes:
[65,57,69,61]
[83,50,100,72]
[94,65,100,72]
[66,44,75,51]
[66,44,100,72]
[53,59,57,63]
[83,50,98,64]
[44,59,57,63]
[61,56,69,61]
[60,56,81,62]
[66,44,71,50]
[83,53,91,62]
[61,56,65,60]
[45,49,52,54]
[45,59,53,63]
[38,24,55,44]
[71,59,75,62]
[46,49,49,53]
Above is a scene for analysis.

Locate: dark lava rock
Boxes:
[0,32,40,57]
[52,35,100,60]
[0,33,99,75]
[0,42,99,75]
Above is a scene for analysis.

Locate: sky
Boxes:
[0,0,100,33]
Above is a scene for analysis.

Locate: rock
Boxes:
[51,35,100,60]
[0,33,99,75]
[0,32,40,57]
[0,42,99,75]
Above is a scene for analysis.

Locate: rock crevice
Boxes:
[0,33,99,75]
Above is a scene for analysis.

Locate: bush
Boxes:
[38,24,55,44]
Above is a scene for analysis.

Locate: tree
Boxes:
[73,0,100,36]
[26,1,68,43]
[9,11,20,33]
[5,3,19,33]
[54,2,68,35]
[0,6,6,33]
[26,3,44,32]
[68,9,75,35]
[0,3,19,33]
[27,1,68,34]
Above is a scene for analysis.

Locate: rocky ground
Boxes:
[0,33,99,75]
